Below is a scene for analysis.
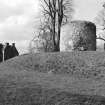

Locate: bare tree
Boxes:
[29,21,54,53]
[39,0,73,51]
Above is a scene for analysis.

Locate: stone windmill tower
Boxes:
[60,20,96,51]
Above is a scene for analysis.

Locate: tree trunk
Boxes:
[54,43,60,51]
[56,23,61,52]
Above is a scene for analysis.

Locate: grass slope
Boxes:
[0,51,105,104]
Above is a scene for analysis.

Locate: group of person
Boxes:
[0,43,19,62]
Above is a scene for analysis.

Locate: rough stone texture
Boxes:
[60,20,96,51]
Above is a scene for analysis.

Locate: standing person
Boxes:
[4,43,12,60]
[11,43,19,57]
[0,43,3,62]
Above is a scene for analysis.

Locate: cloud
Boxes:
[74,0,104,21]
[0,15,33,40]
[0,0,39,21]
[0,1,25,21]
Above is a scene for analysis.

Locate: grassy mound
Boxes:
[0,52,105,104]
[2,51,105,79]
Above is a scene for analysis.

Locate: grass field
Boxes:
[0,51,105,104]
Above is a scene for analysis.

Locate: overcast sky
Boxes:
[0,0,104,54]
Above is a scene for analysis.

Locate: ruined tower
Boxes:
[60,20,96,51]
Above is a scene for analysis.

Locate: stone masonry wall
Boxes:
[60,20,96,51]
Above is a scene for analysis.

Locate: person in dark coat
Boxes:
[11,43,19,57]
[4,43,12,60]
[0,43,3,62]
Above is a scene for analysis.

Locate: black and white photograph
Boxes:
[0,0,105,104]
